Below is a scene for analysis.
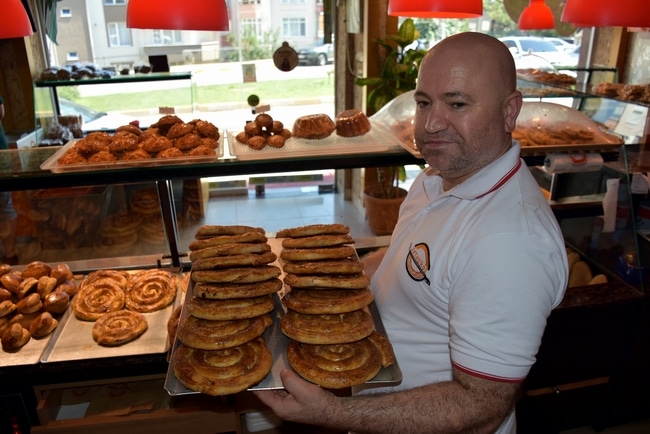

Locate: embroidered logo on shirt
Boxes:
[405,243,430,284]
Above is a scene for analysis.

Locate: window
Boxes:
[153,30,182,45]
[242,19,262,38]
[241,0,261,4]
[281,0,306,4]
[60,8,72,18]
[107,22,132,47]
[104,0,126,5]
[66,52,79,61]
[282,18,306,38]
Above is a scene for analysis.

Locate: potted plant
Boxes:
[355,18,426,235]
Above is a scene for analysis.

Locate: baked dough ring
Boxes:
[280,309,374,344]
[192,252,277,270]
[177,314,272,350]
[195,225,265,238]
[189,232,268,250]
[283,289,373,314]
[91,310,148,346]
[191,265,281,284]
[282,259,364,275]
[193,278,283,300]
[276,224,350,238]
[125,269,177,313]
[187,295,275,320]
[284,273,370,289]
[171,336,272,396]
[281,246,356,262]
[287,338,382,389]
[189,243,272,261]
[282,234,354,249]
[73,278,126,321]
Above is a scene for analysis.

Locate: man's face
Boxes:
[413,49,514,186]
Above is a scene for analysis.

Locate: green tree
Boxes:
[224,28,280,61]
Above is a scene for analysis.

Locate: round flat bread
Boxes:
[280,309,374,344]
[276,224,350,238]
[189,232,268,251]
[187,295,275,320]
[284,273,370,289]
[193,278,283,300]
[280,246,356,262]
[283,288,373,314]
[192,251,277,270]
[189,243,271,261]
[191,265,281,284]
[195,225,265,238]
[177,314,272,350]
[171,337,272,396]
[287,338,381,389]
[281,234,354,249]
[282,259,364,275]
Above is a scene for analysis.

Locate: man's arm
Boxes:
[253,366,521,434]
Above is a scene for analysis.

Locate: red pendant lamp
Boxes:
[388,0,483,19]
[127,0,230,31]
[0,0,33,39]
[518,0,555,30]
[561,0,650,27]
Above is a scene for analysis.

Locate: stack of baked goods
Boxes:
[57,115,220,166]
[277,223,396,389]
[235,113,293,150]
[73,268,178,346]
[171,225,278,395]
[128,187,167,250]
[0,261,77,351]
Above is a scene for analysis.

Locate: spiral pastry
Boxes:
[176,314,272,350]
[283,289,373,314]
[171,336,272,396]
[125,269,177,313]
[287,338,382,389]
[280,309,374,344]
[91,310,148,346]
[73,278,125,321]
[186,294,275,321]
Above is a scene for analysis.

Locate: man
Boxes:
[254,32,568,433]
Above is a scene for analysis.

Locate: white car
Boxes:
[499,36,577,68]
[543,37,578,53]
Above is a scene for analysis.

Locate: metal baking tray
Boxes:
[40,135,224,173]
[165,239,402,395]
[227,121,401,161]
[40,269,185,363]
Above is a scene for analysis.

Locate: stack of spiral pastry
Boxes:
[0,261,77,351]
[128,187,167,250]
[73,268,177,346]
[277,224,395,389]
[171,225,277,395]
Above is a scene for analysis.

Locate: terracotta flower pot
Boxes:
[363,187,407,236]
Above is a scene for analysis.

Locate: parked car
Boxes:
[499,36,577,68]
[543,37,578,53]
[297,43,334,66]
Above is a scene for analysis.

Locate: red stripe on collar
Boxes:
[475,159,523,199]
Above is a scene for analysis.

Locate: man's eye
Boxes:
[415,100,430,108]
[449,102,467,109]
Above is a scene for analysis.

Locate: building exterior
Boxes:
[52,0,325,69]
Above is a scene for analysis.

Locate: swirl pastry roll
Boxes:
[171,336,272,395]
[73,277,125,321]
[287,338,382,389]
[193,278,283,300]
[187,295,275,320]
[280,309,374,345]
[92,310,148,346]
[125,269,177,313]
[283,288,373,314]
[177,314,272,350]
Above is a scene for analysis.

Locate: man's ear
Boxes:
[504,91,523,134]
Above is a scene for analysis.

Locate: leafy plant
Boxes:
[355,18,426,198]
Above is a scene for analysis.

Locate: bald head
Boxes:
[421,32,517,97]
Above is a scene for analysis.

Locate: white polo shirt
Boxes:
[370,142,568,433]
